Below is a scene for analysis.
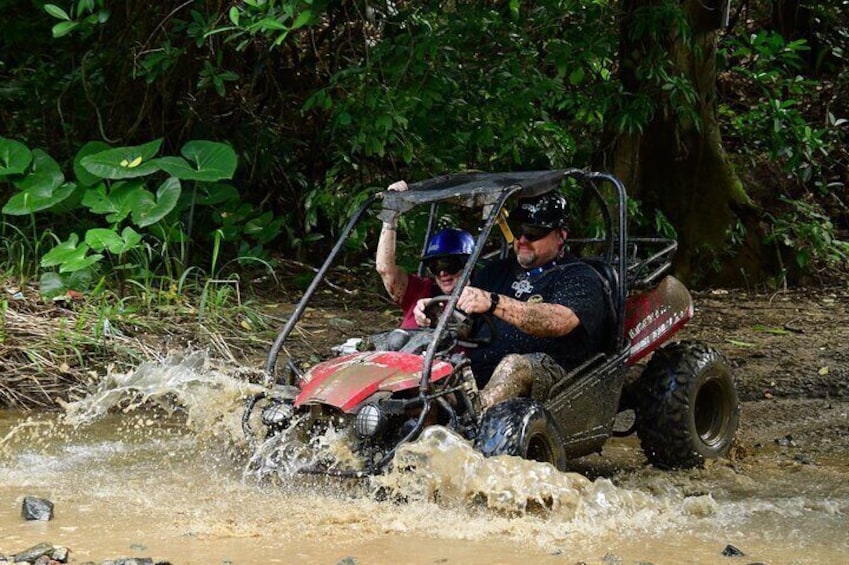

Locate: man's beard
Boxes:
[516,250,538,269]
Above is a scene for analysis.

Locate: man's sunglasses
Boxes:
[509,222,555,242]
[426,256,466,276]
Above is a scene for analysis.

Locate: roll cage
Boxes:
[265,168,677,389]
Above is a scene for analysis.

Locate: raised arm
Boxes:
[375,180,410,304]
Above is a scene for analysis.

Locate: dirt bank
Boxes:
[679,287,849,466]
[683,287,849,401]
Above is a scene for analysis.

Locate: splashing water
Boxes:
[374,426,676,534]
[243,415,365,481]
[5,349,844,563]
[52,350,720,529]
[60,349,265,448]
[56,350,671,522]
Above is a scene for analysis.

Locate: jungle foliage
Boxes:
[0,0,847,298]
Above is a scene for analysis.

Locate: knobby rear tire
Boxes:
[635,341,740,469]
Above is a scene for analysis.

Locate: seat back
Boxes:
[580,257,622,354]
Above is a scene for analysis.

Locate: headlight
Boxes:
[261,400,294,426]
[355,403,385,438]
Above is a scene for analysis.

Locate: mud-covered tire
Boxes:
[474,398,567,471]
[635,341,740,469]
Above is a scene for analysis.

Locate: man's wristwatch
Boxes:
[487,292,500,314]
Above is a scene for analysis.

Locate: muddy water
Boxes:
[2,352,847,564]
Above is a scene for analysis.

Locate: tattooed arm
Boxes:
[456,285,581,337]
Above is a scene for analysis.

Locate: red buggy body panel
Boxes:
[295,351,454,412]
[624,276,694,366]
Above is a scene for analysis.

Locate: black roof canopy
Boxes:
[380,170,567,215]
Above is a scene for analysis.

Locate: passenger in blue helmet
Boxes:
[376,180,474,329]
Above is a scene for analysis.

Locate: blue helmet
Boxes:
[422,228,474,260]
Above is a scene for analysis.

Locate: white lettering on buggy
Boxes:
[628,306,688,357]
[628,306,669,341]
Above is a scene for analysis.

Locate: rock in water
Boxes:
[21,496,54,521]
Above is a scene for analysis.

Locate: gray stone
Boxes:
[50,546,70,562]
[722,544,746,557]
[12,543,53,563]
[12,543,54,562]
[50,545,70,563]
[21,496,54,521]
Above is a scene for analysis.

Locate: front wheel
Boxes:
[635,341,740,469]
[475,398,567,471]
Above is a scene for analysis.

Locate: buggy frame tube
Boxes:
[418,202,440,277]
[564,168,628,349]
[264,194,380,380]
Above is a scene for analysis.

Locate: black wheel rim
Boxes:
[527,433,555,464]
[694,371,732,449]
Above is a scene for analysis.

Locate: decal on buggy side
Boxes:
[628,305,691,360]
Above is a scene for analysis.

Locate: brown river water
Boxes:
[1,351,847,565]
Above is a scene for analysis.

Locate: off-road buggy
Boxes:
[242,169,740,477]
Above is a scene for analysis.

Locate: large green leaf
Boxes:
[0,137,33,177]
[130,177,182,227]
[13,149,64,192]
[74,141,112,186]
[80,138,163,179]
[2,150,74,215]
[46,182,87,215]
[41,233,104,273]
[195,183,240,205]
[39,271,66,299]
[154,140,237,181]
[81,180,145,224]
[2,182,77,215]
[85,226,142,254]
[244,211,284,244]
[52,21,79,38]
[40,269,94,299]
[85,228,123,253]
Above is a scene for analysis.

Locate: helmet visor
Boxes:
[426,256,466,276]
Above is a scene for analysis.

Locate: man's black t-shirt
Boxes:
[468,256,608,387]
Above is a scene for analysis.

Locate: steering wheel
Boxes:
[423,295,497,348]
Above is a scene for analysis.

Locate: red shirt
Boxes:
[399,274,436,329]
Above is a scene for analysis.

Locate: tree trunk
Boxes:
[611,0,771,286]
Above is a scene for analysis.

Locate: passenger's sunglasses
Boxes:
[509,222,555,242]
[426,256,466,276]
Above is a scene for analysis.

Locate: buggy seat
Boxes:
[581,257,622,354]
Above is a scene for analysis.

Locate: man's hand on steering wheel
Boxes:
[455,286,498,315]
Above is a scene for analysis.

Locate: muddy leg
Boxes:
[480,354,534,409]
[480,353,564,409]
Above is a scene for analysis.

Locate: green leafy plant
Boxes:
[719,31,843,184]
[0,136,281,298]
[767,196,849,276]
[44,1,110,38]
